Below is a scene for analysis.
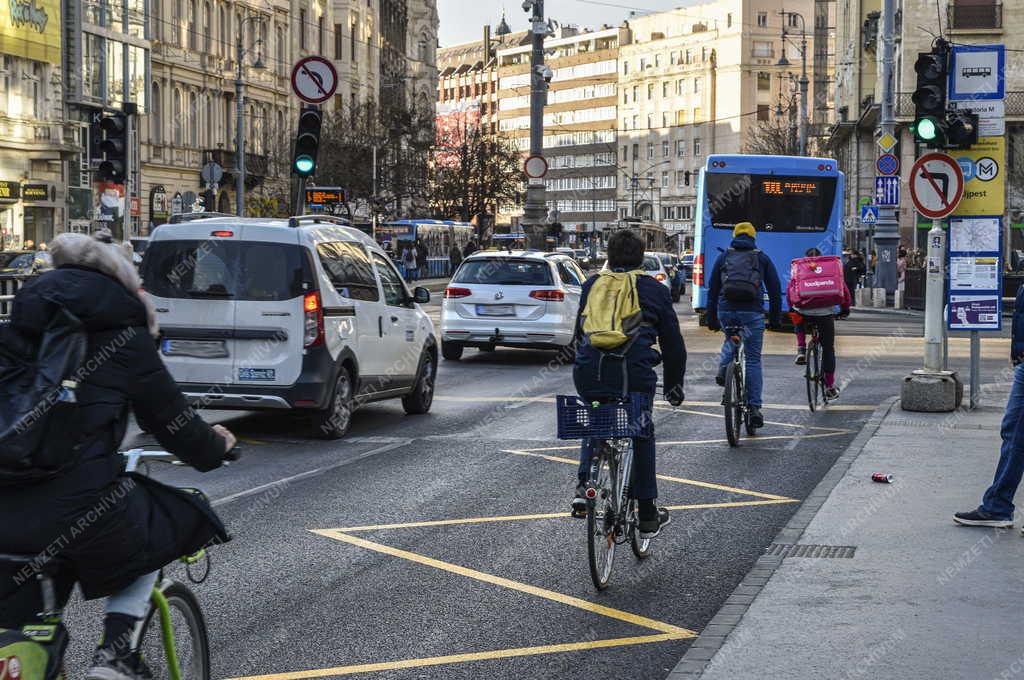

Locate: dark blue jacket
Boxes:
[1013,287,1024,365]
[706,234,783,327]
[574,273,686,399]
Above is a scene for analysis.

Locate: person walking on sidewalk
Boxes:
[449,241,462,274]
[954,288,1024,528]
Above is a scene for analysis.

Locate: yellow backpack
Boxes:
[582,270,645,351]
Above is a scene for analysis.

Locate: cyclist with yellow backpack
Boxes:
[571,230,687,539]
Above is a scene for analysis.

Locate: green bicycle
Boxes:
[0,447,236,680]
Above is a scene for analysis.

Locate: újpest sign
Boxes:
[1,0,61,64]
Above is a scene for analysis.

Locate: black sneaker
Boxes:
[953,509,1013,528]
[638,508,671,539]
[715,369,726,387]
[571,483,588,518]
[794,349,807,365]
[86,648,154,680]
[825,386,840,401]
[748,407,764,429]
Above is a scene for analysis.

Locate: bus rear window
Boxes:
[706,173,836,233]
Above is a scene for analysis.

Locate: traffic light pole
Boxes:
[873,0,899,298]
[521,0,548,251]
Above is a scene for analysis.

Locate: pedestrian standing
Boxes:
[955,285,1024,528]
[448,242,463,274]
[844,250,866,303]
[463,240,478,259]
[415,239,428,279]
[402,243,418,282]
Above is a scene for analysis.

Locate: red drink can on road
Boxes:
[871,473,894,484]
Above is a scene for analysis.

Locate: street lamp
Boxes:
[235,14,266,216]
[777,11,809,156]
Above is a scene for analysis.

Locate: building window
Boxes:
[694,78,701,94]
[647,113,655,128]
[685,49,692,64]
[632,114,639,129]
[662,81,669,97]
[788,13,800,28]
[623,60,629,75]
[676,139,686,157]
[622,145,628,161]
[670,52,677,66]
[655,53,661,67]
[647,83,653,99]
[693,107,702,122]
[662,171,669,188]
[202,2,211,52]
[150,82,161,144]
[277,25,286,74]
[623,90,629,105]
[334,23,343,59]
[171,0,182,44]
[694,137,702,155]
[647,142,654,159]
[632,143,639,161]
[676,78,685,95]
[757,104,770,121]
[350,18,357,61]
[188,92,198,146]
[187,0,197,49]
[727,12,732,28]
[632,85,638,101]
[299,8,307,49]
[662,140,670,157]
[757,72,771,91]
[757,11,768,27]
[640,57,647,69]
[318,15,324,54]
[753,41,773,57]
[172,89,182,145]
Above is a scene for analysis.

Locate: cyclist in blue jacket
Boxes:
[706,221,783,429]
[571,230,687,539]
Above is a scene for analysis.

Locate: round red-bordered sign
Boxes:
[524,155,548,179]
[290,56,338,104]
[909,152,964,220]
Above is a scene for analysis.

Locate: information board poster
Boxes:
[947,216,1002,331]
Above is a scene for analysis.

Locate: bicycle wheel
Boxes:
[805,341,820,412]
[629,499,653,559]
[586,444,617,590]
[137,581,211,680]
[724,362,742,447]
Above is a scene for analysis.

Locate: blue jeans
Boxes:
[980,365,1024,519]
[718,310,765,408]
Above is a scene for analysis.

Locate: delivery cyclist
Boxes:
[706,222,783,429]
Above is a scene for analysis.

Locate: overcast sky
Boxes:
[437,0,691,47]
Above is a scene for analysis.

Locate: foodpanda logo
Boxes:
[1,656,22,680]
[804,279,836,287]
[813,266,822,274]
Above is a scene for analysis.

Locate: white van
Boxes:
[141,214,438,438]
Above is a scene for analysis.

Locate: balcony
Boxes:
[947,1,1002,30]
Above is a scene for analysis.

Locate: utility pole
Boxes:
[778,12,809,155]
[873,0,900,297]
[521,0,550,250]
[235,15,265,217]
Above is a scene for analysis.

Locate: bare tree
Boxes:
[744,115,823,157]
[428,117,523,225]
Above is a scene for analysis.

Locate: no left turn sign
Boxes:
[909,153,964,220]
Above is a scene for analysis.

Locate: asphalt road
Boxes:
[58,301,1011,680]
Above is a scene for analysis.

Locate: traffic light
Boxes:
[97,113,127,183]
[911,41,949,147]
[292,107,322,177]
[945,109,979,149]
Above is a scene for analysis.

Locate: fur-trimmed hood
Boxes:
[49,233,159,337]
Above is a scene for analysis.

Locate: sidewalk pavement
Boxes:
[669,386,1024,680]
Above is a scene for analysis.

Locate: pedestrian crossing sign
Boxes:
[860,205,879,225]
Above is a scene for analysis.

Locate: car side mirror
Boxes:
[413,286,430,304]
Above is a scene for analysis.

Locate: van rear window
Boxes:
[142,240,313,301]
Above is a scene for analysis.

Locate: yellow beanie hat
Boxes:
[733,222,756,239]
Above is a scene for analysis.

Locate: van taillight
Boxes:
[530,289,565,301]
[303,291,324,347]
[694,254,705,287]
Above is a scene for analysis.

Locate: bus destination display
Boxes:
[760,180,820,197]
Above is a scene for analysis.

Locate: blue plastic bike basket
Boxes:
[555,394,653,440]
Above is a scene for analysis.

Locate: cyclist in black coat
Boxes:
[0,233,235,680]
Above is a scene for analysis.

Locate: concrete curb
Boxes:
[665,395,900,679]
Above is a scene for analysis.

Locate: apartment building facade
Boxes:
[618,0,819,248]
[830,0,1023,251]
[496,25,628,236]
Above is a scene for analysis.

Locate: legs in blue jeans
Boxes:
[717,310,766,407]
[979,365,1024,519]
[578,435,657,501]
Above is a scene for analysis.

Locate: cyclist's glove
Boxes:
[667,393,684,407]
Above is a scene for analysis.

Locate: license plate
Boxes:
[161,339,228,359]
[238,368,275,381]
[476,304,516,317]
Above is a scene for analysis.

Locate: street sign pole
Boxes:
[874,0,899,300]
[924,219,946,372]
[970,331,980,409]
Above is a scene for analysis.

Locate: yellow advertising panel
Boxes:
[953,136,1005,217]
[0,0,62,64]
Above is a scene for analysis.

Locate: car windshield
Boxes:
[453,258,554,286]
[3,253,36,271]
[642,255,661,271]
[142,240,314,301]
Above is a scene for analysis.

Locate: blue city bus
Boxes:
[692,154,845,323]
[377,219,475,277]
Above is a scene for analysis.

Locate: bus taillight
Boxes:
[693,254,704,287]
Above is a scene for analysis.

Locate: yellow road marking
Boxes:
[313,529,696,636]
[504,449,798,501]
[225,632,688,680]
[504,429,852,456]
[327,498,799,533]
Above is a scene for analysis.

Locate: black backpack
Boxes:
[0,307,88,486]
[721,248,764,302]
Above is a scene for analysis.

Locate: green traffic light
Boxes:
[294,155,315,175]
[916,117,938,141]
